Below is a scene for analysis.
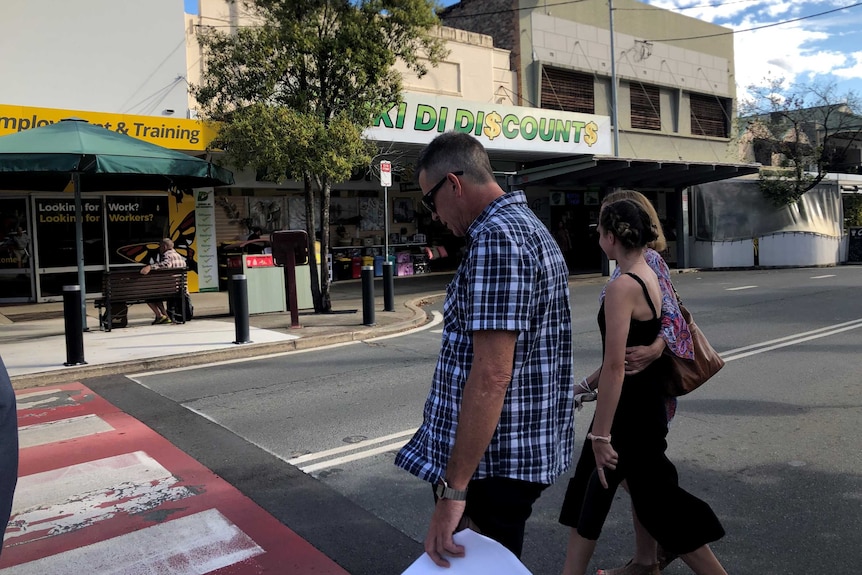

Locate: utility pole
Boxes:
[609,0,620,157]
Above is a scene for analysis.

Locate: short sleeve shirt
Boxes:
[150,248,186,269]
[395,191,575,485]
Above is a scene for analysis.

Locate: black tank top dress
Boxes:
[559,273,724,555]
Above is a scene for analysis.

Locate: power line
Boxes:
[615,0,760,11]
[646,0,862,42]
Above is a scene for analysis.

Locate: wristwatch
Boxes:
[435,478,468,501]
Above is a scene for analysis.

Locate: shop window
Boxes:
[33,197,104,268]
[105,195,170,265]
[541,66,594,114]
[690,94,729,138]
[631,83,661,130]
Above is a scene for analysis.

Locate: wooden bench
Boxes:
[94,268,188,331]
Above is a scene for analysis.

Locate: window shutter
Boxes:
[630,84,661,130]
[541,67,594,114]
[690,94,728,138]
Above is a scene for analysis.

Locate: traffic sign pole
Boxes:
[380,161,395,310]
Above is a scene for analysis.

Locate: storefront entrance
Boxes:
[8,194,174,302]
[0,197,33,302]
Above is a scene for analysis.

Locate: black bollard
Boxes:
[382,260,395,312]
[62,285,87,366]
[361,265,375,326]
[231,274,252,344]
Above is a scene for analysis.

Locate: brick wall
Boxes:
[440,0,517,52]
[440,0,520,101]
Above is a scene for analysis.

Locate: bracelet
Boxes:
[587,432,612,443]
[578,377,592,393]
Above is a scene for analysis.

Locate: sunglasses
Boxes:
[421,170,463,213]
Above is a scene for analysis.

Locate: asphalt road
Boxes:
[89,266,862,575]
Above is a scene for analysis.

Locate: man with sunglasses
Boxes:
[396,132,574,566]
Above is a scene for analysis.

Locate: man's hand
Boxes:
[624,337,665,375]
[424,498,467,567]
[140,265,151,275]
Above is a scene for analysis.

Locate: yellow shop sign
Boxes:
[0,104,217,151]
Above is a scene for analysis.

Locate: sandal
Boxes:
[597,560,660,575]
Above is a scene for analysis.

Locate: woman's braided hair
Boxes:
[600,198,659,250]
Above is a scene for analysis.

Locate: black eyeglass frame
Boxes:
[421,170,463,213]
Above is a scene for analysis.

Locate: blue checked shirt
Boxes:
[395,191,574,485]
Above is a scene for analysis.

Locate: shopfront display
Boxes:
[0,197,32,301]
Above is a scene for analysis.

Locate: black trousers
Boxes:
[433,476,547,558]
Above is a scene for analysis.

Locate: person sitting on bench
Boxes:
[140,238,186,324]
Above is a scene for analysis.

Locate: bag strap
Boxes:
[625,272,658,319]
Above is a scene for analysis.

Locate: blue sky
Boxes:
[183,0,862,101]
[641,0,862,102]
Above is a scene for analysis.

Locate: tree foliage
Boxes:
[192,0,447,311]
[739,78,862,206]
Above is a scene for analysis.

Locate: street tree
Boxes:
[192,0,447,311]
[739,78,862,206]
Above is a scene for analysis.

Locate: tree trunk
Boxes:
[319,179,332,312]
[303,172,324,312]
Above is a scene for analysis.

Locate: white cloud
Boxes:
[832,51,862,78]
[643,0,862,97]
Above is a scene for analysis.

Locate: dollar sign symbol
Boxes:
[584,121,598,147]
[483,111,503,140]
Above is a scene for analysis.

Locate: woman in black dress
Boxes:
[559,199,727,575]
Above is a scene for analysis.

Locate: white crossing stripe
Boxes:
[810,274,836,279]
[726,285,757,291]
[0,508,263,575]
[17,414,114,449]
[11,451,175,514]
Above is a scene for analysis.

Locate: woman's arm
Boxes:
[591,277,636,486]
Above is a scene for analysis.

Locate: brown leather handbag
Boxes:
[664,300,725,397]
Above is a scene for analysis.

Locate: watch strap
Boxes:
[435,479,468,501]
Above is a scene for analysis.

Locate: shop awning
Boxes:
[512,156,760,190]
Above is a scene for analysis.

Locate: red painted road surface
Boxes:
[0,382,348,575]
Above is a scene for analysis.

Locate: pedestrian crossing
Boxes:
[0,382,347,575]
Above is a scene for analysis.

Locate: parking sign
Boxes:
[380,160,392,187]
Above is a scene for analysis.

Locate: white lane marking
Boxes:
[128,340,358,379]
[129,311,444,378]
[300,318,862,473]
[810,274,836,279]
[11,451,176,514]
[287,428,418,465]
[431,329,443,334]
[720,318,862,356]
[301,440,410,474]
[722,321,862,362]
[1,509,263,575]
[726,285,757,291]
[18,414,114,449]
[366,311,443,342]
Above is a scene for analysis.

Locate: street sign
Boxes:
[380,160,392,187]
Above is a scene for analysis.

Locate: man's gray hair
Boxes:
[161,238,174,250]
[416,132,495,185]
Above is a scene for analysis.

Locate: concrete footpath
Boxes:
[1,272,457,389]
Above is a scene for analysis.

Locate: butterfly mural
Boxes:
[114,210,197,273]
